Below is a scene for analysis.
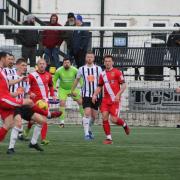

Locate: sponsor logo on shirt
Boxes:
[87,75,95,82]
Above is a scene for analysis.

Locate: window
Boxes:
[113,22,128,48]
[83,22,91,27]
[151,23,166,47]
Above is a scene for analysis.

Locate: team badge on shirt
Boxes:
[16,87,25,95]
[46,75,49,81]
[111,72,115,77]
[87,75,95,82]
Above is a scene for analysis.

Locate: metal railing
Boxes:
[93,47,180,67]
[6,0,45,25]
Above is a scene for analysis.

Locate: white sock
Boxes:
[82,117,90,136]
[20,124,23,131]
[60,120,65,124]
[123,122,127,127]
[89,118,94,132]
[19,125,24,134]
[31,124,42,145]
[9,127,21,149]
[107,135,112,140]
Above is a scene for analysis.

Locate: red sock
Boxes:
[32,105,48,116]
[103,120,111,135]
[0,127,8,142]
[27,121,33,129]
[41,122,48,140]
[116,118,125,126]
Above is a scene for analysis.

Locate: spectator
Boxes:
[64,12,76,61]
[167,23,180,80]
[18,14,39,68]
[42,14,63,70]
[71,14,90,68]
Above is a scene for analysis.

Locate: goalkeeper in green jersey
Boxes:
[53,58,84,127]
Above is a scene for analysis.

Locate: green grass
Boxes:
[0,125,180,180]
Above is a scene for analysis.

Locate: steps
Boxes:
[0,33,22,58]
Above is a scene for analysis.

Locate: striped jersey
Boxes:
[6,73,29,99]
[77,64,102,97]
[3,67,17,76]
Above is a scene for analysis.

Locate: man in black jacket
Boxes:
[167,23,180,80]
[71,14,90,68]
[18,14,39,68]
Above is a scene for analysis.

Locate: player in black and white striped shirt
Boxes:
[72,51,102,140]
[7,72,29,99]
[3,53,16,77]
[7,58,45,154]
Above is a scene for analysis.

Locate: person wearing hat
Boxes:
[63,12,76,61]
[70,14,90,68]
[42,14,64,71]
[17,14,39,69]
[167,23,180,80]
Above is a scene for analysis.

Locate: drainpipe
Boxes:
[29,0,32,13]
[100,0,104,48]
[17,0,21,22]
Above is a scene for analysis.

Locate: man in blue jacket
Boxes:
[71,14,90,68]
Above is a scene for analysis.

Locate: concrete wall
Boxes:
[11,0,180,26]
[50,110,180,127]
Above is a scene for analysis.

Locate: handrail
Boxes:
[0,25,180,31]
[6,0,45,25]
[6,16,19,25]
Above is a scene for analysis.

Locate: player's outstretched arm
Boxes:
[115,83,127,102]
[92,86,102,104]
[119,82,127,95]
[71,78,80,95]
[53,70,60,90]
[8,76,27,85]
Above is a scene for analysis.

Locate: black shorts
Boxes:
[14,106,35,121]
[82,97,100,111]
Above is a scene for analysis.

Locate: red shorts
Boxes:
[0,96,23,121]
[100,98,121,117]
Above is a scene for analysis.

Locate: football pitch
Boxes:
[0,125,180,180]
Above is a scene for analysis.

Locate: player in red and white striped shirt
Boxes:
[24,58,61,145]
[92,55,130,144]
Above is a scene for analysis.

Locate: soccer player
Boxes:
[7,58,45,154]
[71,51,102,140]
[3,53,16,76]
[0,52,33,142]
[53,58,84,127]
[23,58,60,145]
[92,55,130,144]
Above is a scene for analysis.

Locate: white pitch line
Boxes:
[48,130,180,135]
[66,144,180,149]
[1,142,180,150]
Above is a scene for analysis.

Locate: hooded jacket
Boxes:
[42,14,63,48]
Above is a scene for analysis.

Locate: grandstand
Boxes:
[1,0,180,127]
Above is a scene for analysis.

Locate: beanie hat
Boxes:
[26,14,35,21]
[68,12,75,19]
[76,14,83,22]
